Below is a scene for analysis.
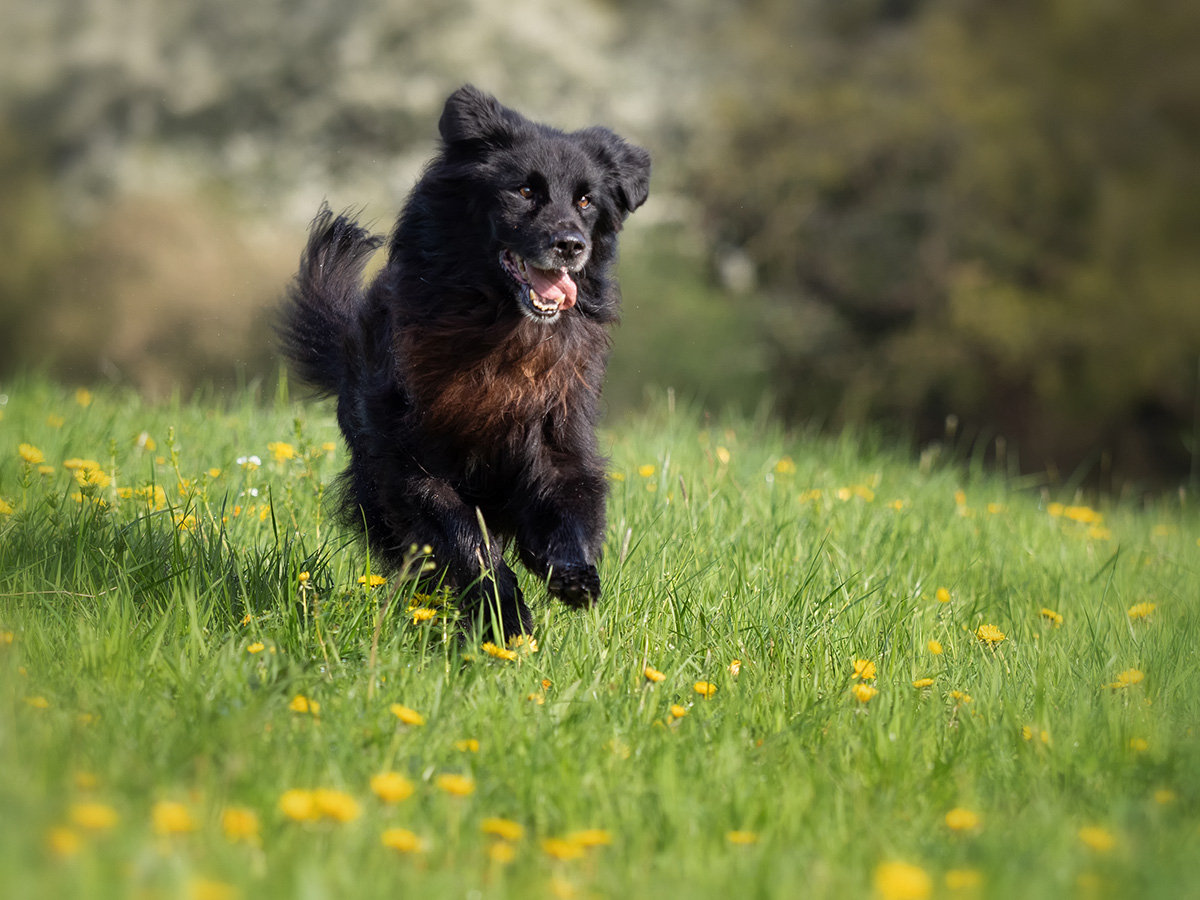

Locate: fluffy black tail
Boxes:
[278,205,384,395]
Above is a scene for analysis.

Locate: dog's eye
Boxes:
[576,195,591,210]
[518,186,533,199]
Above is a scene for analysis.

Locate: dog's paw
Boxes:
[547,563,601,609]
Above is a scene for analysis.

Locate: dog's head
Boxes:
[437,85,651,323]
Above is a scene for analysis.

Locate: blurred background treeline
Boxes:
[1,0,1198,490]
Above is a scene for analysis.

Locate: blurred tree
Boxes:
[693,0,1200,484]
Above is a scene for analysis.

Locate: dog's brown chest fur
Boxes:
[397,316,606,448]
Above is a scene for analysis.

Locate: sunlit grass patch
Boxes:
[0,378,1198,898]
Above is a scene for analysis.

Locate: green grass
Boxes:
[1,377,1198,900]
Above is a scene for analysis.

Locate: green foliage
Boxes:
[693,0,1200,483]
[2,379,1199,897]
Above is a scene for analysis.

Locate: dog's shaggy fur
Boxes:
[279,85,651,636]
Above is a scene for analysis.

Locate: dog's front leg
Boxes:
[379,475,533,638]
[515,466,606,609]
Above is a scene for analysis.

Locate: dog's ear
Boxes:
[439,84,521,146]
[578,127,652,216]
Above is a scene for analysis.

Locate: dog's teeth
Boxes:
[530,288,539,301]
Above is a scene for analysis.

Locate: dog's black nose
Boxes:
[551,231,587,262]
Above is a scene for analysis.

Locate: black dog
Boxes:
[280,85,651,637]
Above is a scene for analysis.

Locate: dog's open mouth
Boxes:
[500,251,578,319]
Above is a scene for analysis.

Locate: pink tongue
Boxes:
[528,267,577,309]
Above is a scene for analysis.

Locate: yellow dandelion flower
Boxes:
[370,772,415,804]
[851,683,878,703]
[221,807,260,843]
[874,861,932,900]
[836,487,852,501]
[975,624,1006,645]
[1078,826,1116,853]
[889,499,907,510]
[381,827,425,854]
[25,695,50,709]
[410,607,437,624]
[798,489,822,503]
[297,571,310,584]
[507,634,539,653]
[912,678,934,689]
[482,641,518,661]
[726,830,759,845]
[46,826,81,859]
[1040,607,1063,627]
[1088,525,1112,541]
[670,704,688,718]
[986,503,1005,515]
[46,414,65,428]
[637,464,656,478]
[566,828,611,848]
[1022,725,1033,741]
[488,841,517,863]
[314,789,360,823]
[454,738,480,753]
[70,802,119,831]
[267,442,296,461]
[609,471,625,482]
[549,874,575,899]
[716,447,731,465]
[693,681,717,699]
[1126,602,1157,620]
[0,498,13,516]
[359,573,387,587]
[434,773,475,796]
[1047,502,1064,517]
[1109,668,1144,689]
[927,640,943,655]
[1064,505,1102,525]
[1,630,14,645]
[152,801,196,835]
[279,789,319,822]
[954,490,967,506]
[1154,789,1176,805]
[729,659,741,676]
[18,443,45,465]
[188,878,238,900]
[949,690,973,704]
[289,695,319,714]
[774,457,796,474]
[541,837,585,861]
[852,658,876,681]
[527,692,545,704]
[853,484,875,502]
[944,808,980,831]
[481,817,525,841]
[247,642,265,654]
[389,704,426,726]
[1129,738,1149,752]
[644,666,666,683]
[936,588,952,604]
[944,869,983,891]
[74,467,112,490]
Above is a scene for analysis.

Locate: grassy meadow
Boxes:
[1,377,1198,900]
